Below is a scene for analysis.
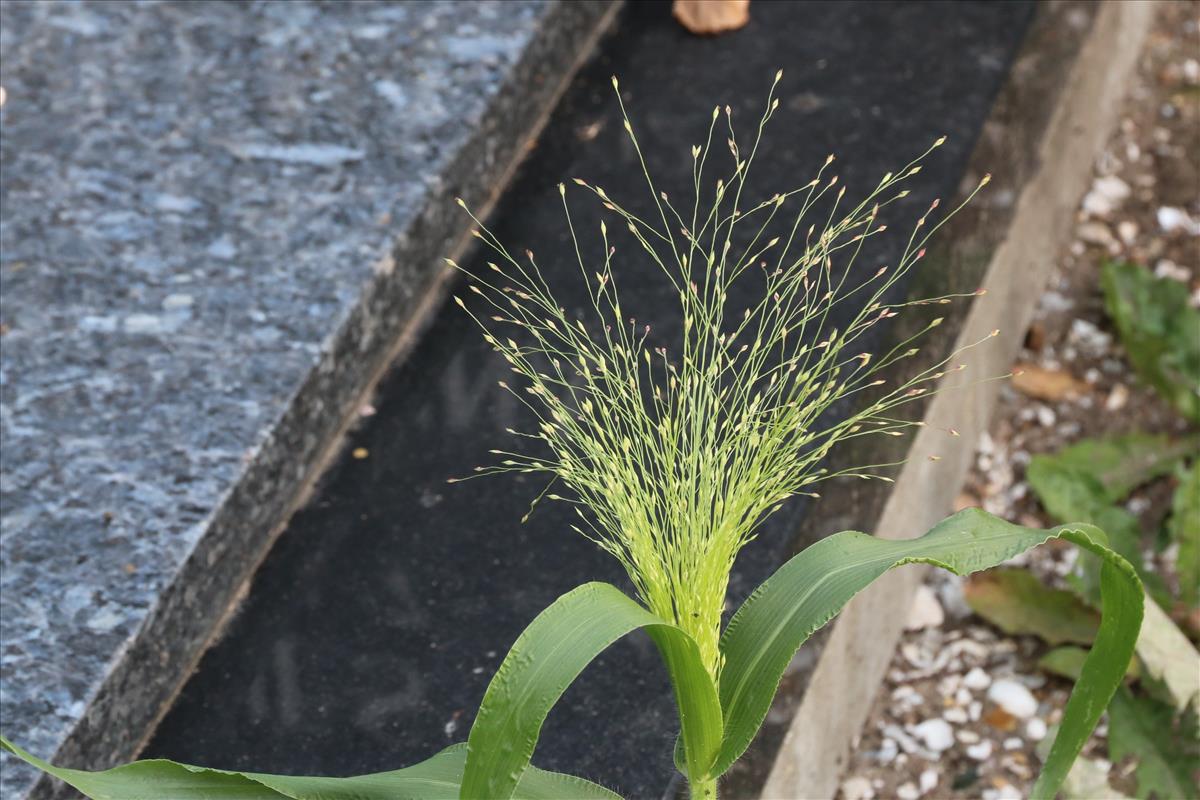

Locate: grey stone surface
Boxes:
[0,1,613,796]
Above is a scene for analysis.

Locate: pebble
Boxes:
[1105,383,1129,411]
[983,785,1022,800]
[1026,717,1048,741]
[1068,318,1112,356]
[1116,219,1138,244]
[967,740,994,761]
[1004,737,1024,750]
[988,679,1039,719]
[918,770,938,795]
[1036,405,1056,428]
[1077,221,1118,249]
[841,776,874,800]
[957,729,981,744]
[905,585,945,630]
[897,782,920,800]
[1081,175,1131,216]
[1155,258,1190,282]
[964,666,991,690]
[1158,205,1200,235]
[944,707,968,724]
[912,719,955,752]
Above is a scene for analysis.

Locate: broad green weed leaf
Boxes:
[0,738,619,800]
[714,508,1142,800]
[461,582,719,799]
[1170,460,1200,608]
[1027,455,1170,607]
[1107,687,1200,800]
[1031,433,1198,503]
[964,568,1100,645]
[1038,645,1139,684]
[1101,261,1200,421]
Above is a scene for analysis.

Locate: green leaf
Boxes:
[714,508,1143,800]
[1027,455,1171,607]
[964,568,1100,645]
[1170,460,1200,608]
[1032,433,1198,503]
[0,738,620,800]
[1038,646,1139,684]
[1101,260,1200,421]
[1107,687,1200,800]
[461,582,720,799]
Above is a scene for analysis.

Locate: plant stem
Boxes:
[689,776,718,800]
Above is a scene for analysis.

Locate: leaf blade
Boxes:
[0,738,620,800]
[713,507,1143,800]
[1101,260,1200,421]
[461,582,720,799]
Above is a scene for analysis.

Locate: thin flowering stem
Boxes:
[448,76,990,681]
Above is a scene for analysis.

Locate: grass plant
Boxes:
[2,75,1144,800]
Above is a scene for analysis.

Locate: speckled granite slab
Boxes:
[0,1,613,796]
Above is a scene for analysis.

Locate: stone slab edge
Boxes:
[24,3,621,798]
[758,2,1159,798]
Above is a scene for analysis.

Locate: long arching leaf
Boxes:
[0,738,619,800]
[715,508,1143,799]
[461,582,721,799]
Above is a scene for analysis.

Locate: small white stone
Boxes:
[1004,737,1024,750]
[1077,221,1117,248]
[1081,175,1131,217]
[1155,259,1190,282]
[967,740,993,761]
[969,701,983,721]
[1116,220,1138,244]
[1158,206,1200,235]
[1069,318,1112,356]
[905,584,945,630]
[919,769,938,795]
[912,719,955,752]
[841,776,874,800]
[1026,717,1048,741]
[1036,405,1056,428]
[897,782,920,800]
[877,738,899,764]
[1105,383,1129,411]
[988,679,1039,719]
[944,707,968,724]
[964,667,991,690]
[983,783,1023,800]
[957,729,981,744]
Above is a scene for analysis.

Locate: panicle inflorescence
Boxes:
[448,72,993,679]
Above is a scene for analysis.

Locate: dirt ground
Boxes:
[836,4,1199,800]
